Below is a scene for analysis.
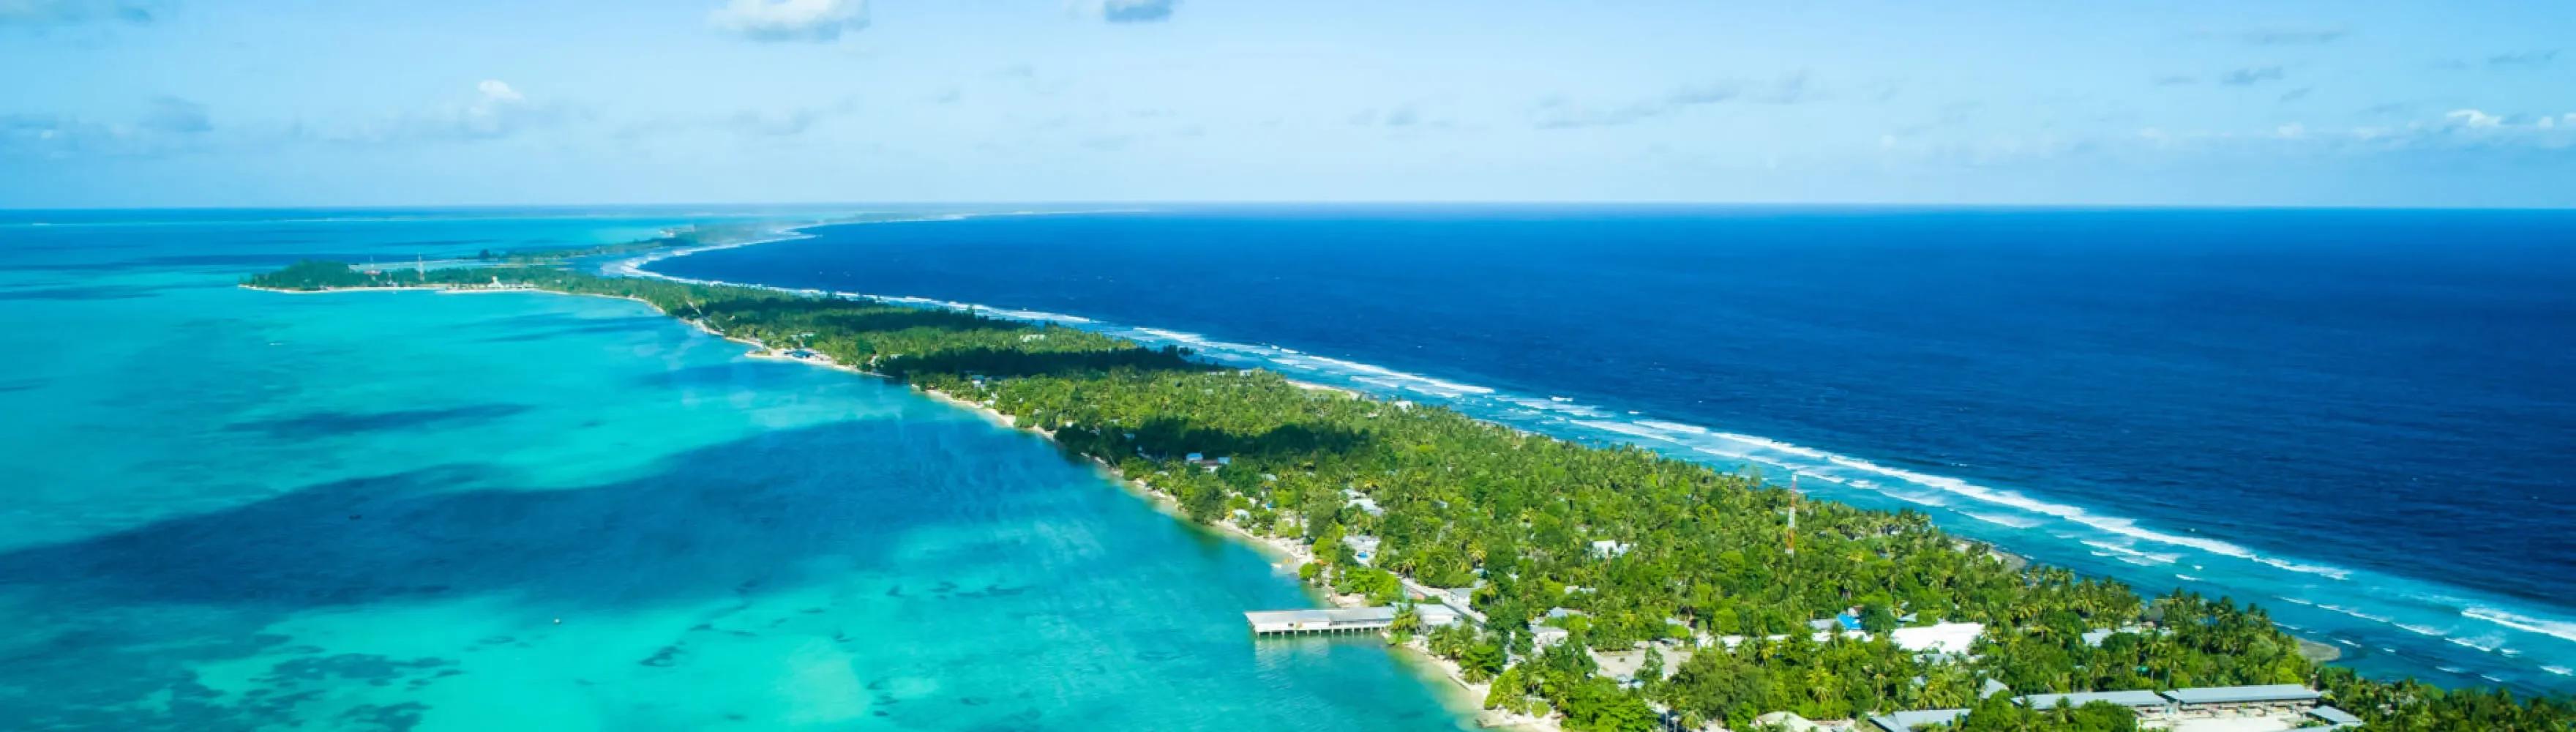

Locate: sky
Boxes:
[3,0,2572,208]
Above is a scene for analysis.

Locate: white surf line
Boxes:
[605,215,2576,680]
[605,209,1147,278]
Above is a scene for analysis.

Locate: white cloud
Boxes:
[315,81,563,145]
[2446,108,2504,128]
[1535,72,1816,130]
[476,81,523,104]
[708,0,867,42]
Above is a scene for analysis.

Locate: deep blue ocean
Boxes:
[651,205,2576,694]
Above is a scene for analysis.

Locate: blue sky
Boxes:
[3,0,2572,207]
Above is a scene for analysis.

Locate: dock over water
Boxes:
[1244,605,1461,635]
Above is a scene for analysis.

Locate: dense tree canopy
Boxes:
[249,255,2576,731]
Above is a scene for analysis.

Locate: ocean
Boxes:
[645,205,2576,695]
[0,209,1472,730]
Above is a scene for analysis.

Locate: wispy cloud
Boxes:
[2134,109,2576,156]
[0,0,160,26]
[318,81,566,145]
[0,99,211,159]
[2487,50,2558,68]
[1069,0,1175,24]
[724,97,860,136]
[1535,72,1815,129]
[1348,104,1421,127]
[708,0,867,42]
[615,95,861,139]
[2214,26,2348,45]
[2219,66,2285,86]
[141,96,210,134]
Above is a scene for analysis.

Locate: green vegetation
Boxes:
[244,259,424,290]
[1936,695,2139,731]
[248,253,2576,731]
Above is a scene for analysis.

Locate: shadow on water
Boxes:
[474,318,670,343]
[633,362,794,389]
[0,285,160,301]
[222,404,533,440]
[0,419,1034,731]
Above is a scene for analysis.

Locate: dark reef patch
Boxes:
[222,403,531,439]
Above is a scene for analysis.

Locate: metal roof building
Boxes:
[2309,705,2365,728]
[2018,690,2168,709]
[2160,684,2324,706]
[1865,708,1968,731]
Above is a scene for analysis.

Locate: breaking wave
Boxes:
[628,239,2576,692]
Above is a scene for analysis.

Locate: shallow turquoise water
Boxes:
[0,212,1470,731]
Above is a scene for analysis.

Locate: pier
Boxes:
[1245,605,1461,636]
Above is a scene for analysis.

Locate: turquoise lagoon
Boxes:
[0,210,1472,731]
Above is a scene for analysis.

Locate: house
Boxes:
[1530,624,1572,648]
[1865,709,1967,732]
[1433,586,1479,608]
[1752,712,1824,732]
[1977,679,2011,699]
[1341,488,1384,516]
[1341,534,1382,565]
[1590,539,1633,559]
[1889,622,1983,654]
[1810,614,1864,633]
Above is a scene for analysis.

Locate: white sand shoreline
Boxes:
[261,209,1540,727]
[258,280,1546,729]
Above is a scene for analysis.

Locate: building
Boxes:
[1590,539,1633,558]
[2307,706,2364,728]
[2017,689,2168,714]
[1530,624,1572,648]
[1865,709,1967,732]
[2160,684,2324,719]
[1888,622,1984,654]
[1977,679,2011,699]
[1751,711,1824,731]
[1341,534,1382,565]
[1341,488,1383,516]
[1810,615,1863,633]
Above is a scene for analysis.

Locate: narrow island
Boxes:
[244,242,2575,732]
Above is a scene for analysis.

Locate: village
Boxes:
[1226,479,2362,732]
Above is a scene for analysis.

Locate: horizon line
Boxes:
[10,200,2576,214]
